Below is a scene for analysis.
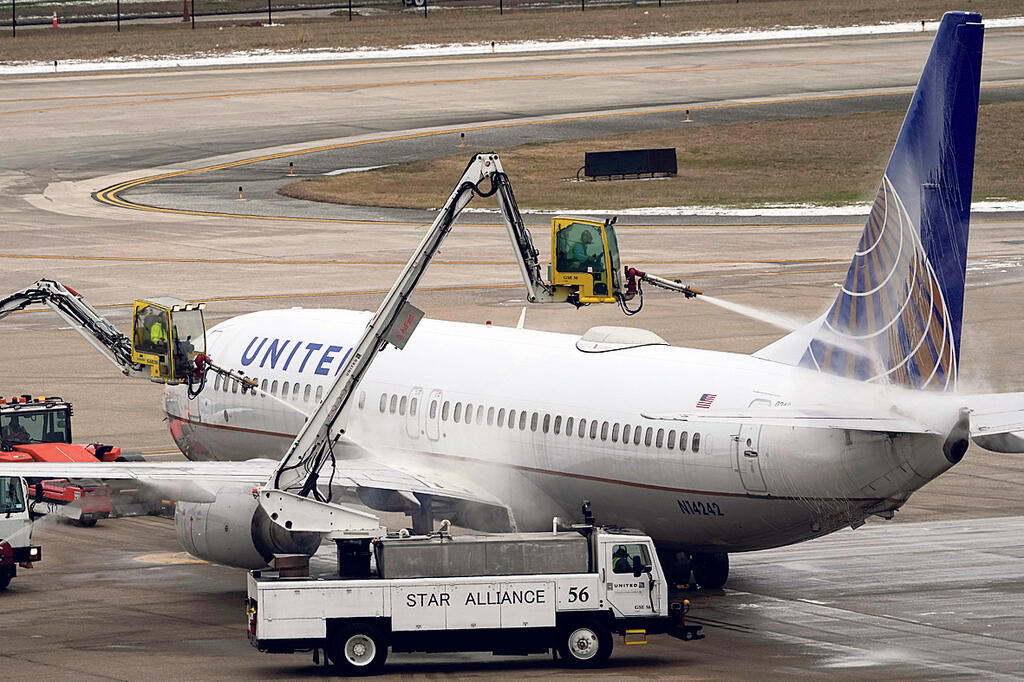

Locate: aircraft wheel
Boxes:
[557,618,613,668]
[692,552,729,589]
[327,621,388,675]
[658,549,693,587]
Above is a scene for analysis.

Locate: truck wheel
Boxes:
[0,569,12,591]
[76,518,98,528]
[327,622,388,676]
[557,619,612,668]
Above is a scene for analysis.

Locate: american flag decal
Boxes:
[696,393,716,408]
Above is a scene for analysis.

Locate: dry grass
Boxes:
[281,101,1024,209]
[2,0,1020,63]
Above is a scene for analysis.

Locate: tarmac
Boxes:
[1,24,1024,679]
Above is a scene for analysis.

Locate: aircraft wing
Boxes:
[0,443,514,529]
[641,405,938,434]
[963,392,1024,452]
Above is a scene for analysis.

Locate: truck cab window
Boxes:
[611,543,651,574]
[0,477,26,515]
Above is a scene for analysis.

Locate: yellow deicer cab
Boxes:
[130,298,207,384]
[550,217,624,303]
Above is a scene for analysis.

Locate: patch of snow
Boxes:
[4,17,1023,75]
[323,165,390,175]
[463,200,1024,217]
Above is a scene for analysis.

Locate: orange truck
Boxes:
[0,395,128,525]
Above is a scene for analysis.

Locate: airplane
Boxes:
[2,12,1020,589]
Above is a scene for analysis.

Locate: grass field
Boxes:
[2,0,1020,63]
[280,101,1024,210]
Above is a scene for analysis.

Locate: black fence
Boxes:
[583,148,677,180]
[1,0,697,28]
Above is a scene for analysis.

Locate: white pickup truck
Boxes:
[247,523,702,674]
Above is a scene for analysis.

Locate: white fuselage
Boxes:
[164,309,963,553]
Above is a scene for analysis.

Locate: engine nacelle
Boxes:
[174,483,320,569]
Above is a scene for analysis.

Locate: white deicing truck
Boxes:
[247,514,702,674]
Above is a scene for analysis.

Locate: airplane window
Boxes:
[612,423,620,443]
[601,422,609,441]
[454,402,462,423]
[622,424,631,443]
[565,416,574,436]
[429,400,437,419]
[232,378,239,394]
[644,427,653,447]
[358,391,365,409]
[390,395,398,414]
[531,412,539,432]
[477,405,485,425]
[465,403,473,423]
[633,427,642,446]
[487,407,495,426]
[656,428,665,448]
[589,420,598,439]
[304,384,312,402]
[553,415,561,435]
[667,430,676,449]
[271,380,278,396]
[578,419,586,438]
[282,381,290,398]
[679,431,688,450]
[542,414,550,433]
[410,397,418,416]
[316,385,324,403]
[261,378,268,393]
[497,408,505,427]
[519,411,528,431]
[704,434,713,454]
[379,394,387,413]
[504,409,513,429]
[293,383,301,399]
[399,396,407,416]
[214,374,221,391]
[442,401,450,421]
[692,432,701,453]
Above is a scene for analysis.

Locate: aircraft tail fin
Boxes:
[755,12,984,390]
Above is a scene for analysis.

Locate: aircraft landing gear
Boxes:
[657,550,693,587]
[692,552,729,589]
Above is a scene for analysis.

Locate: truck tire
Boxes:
[557,618,612,668]
[0,568,12,591]
[327,622,388,676]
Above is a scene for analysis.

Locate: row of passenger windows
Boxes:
[212,372,324,404]
[369,392,706,453]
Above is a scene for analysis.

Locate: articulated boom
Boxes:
[0,279,144,378]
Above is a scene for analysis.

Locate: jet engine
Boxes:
[174,483,320,569]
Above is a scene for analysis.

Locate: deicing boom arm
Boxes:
[270,153,549,498]
[0,279,148,378]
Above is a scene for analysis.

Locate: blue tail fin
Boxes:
[756,12,983,390]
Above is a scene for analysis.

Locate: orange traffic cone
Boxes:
[52,10,58,27]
